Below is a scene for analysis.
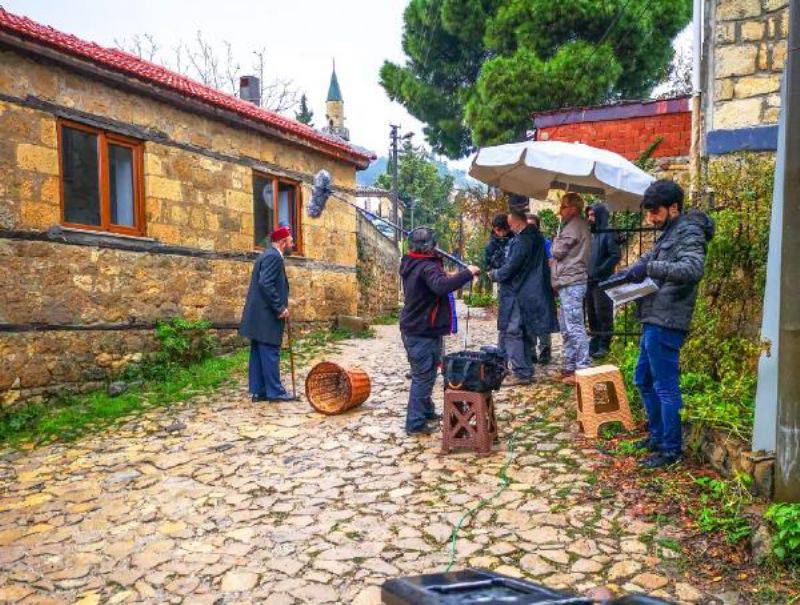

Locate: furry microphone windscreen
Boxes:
[307,170,332,218]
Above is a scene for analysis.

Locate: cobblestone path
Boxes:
[0,309,706,604]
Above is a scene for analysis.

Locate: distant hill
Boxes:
[357,155,479,189]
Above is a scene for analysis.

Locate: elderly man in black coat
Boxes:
[490,207,559,386]
[239,225,297,402]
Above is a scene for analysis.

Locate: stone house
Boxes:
[0,10,395,403]
[703,0,786,155]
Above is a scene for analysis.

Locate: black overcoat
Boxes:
[239,246,289,346]
[492,225,559,336]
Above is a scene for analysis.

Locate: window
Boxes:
[253,173,303,253]
[58,120,144,235]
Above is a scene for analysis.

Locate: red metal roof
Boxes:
[0,8,374,166]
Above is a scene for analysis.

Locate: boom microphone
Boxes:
[307,169,332,218]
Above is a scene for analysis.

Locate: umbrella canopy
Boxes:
[468,140,655,211]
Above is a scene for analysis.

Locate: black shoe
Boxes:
[267,393,300,402]
[640,452,682,468]
[591,349,609,360]
[635,438,659,452]
[406,425,438,436]
[426,413,442,423]
[252,395,269,402]
[537,354,551,365]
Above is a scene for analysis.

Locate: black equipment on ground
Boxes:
[381,569,677,605]
[442,346,508,393]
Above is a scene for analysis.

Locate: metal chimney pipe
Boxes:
[239,75,261,106]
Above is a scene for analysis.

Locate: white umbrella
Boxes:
[468,140,655,211]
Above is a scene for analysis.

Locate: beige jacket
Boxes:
[551,216,591,289]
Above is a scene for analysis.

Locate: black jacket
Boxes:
[239,246,289,346]
[588,203,622,282]
[635,210,715,332]
[399,253,473,337]
[484,233,514,270]
[491,225,559,336]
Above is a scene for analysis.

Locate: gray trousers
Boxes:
[499,301,535,380]
[558,283,591,372]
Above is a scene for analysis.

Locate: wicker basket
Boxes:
[304,361,371,415]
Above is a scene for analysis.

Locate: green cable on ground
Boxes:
[444,388,571,573]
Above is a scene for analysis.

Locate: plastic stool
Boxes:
[442,389,498,455]
[574,364,635,438]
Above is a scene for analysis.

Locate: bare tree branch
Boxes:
[115,31,300,112]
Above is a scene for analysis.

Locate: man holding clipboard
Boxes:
[606,180,715,469]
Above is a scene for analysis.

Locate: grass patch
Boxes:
[371,312,399,325]
[0,324,370,449]
[0,349,248,448]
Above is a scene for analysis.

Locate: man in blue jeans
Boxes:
[399,228,479,436]
[618,180,715,468]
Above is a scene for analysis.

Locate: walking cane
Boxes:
[287,317,297,399]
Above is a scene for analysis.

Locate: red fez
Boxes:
[270,226,291,242]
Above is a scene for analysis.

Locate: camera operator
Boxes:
[399,228,480,436]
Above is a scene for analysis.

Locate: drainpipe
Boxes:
[689,0,703,196]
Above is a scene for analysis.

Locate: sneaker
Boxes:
[537,353,551,365]
[406,425,438,436]
[640,452,682,468]
[251,395,269,402]
[426,413,443,423]
[501,375,533,388]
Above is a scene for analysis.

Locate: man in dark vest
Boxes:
[239,226,298,402]
[399,228,479,436]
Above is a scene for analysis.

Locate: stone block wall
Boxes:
[356,212,400,319]
[711,0,787,130]
[0,48,366,403]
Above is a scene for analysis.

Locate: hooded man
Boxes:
[586,203,621,358]
[399,228,480,436]
[239,226,298,402]
[616,180,715,468]
[484,213,514,271]
[490,205,559,386]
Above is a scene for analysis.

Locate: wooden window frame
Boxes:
[57,119,145,237]
[253,171,304,255]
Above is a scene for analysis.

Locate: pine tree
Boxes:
[295,94,314,126]
[380,0,692,158]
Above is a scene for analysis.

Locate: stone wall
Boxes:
[356,212,400,319]
[0,48,366,403]
[710,0,787,131]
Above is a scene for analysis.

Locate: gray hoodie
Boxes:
[551,215,591,289]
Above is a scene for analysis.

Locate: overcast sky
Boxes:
[2,0,427,161]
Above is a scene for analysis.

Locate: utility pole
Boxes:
[390,124,400,244]
[775,0,800,501]
[689,0,703,196]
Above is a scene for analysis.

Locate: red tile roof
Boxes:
[0,8,374,166]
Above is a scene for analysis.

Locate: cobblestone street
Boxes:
[0,308,706,604]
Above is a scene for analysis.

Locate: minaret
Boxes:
[323,60,349,141]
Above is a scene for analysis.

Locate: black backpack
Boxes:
[442,346,508,392]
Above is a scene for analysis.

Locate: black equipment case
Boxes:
[442,346,507,393]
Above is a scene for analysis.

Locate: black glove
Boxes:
[626,261,648,283]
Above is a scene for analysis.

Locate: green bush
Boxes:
[155,317,218,364]
[463,291,496,307]
[765,503,800,565]
[693,473,754,544]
